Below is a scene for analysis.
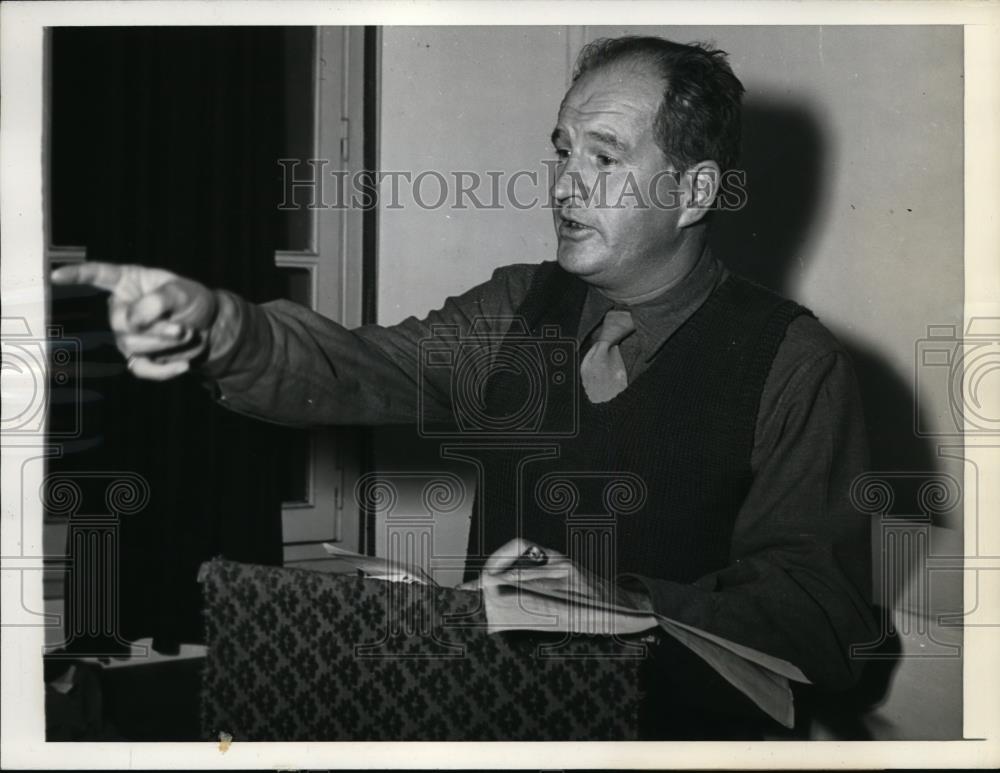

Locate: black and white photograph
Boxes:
[1,1,999,769]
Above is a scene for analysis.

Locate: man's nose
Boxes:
[552,159,590,205]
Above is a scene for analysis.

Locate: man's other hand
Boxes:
[51,262,217,381]
[456,537,612,601]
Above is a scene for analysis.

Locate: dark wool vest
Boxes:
[463,262,811,584]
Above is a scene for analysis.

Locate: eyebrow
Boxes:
[586,129,629,153]
[550,127,630,154]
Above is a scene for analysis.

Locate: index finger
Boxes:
[51,262,123,293]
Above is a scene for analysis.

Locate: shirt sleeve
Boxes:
[199,263,540,427]
[622,316,879,690]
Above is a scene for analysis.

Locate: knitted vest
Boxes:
[463,262,811,583]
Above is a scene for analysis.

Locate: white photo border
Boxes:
[2,1,998,769]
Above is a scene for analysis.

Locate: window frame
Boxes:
[278,26,368,560]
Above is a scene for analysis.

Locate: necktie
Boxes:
[580,309,636,403]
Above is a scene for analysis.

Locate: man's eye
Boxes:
[554,148,570,160]
[597,154,618,167]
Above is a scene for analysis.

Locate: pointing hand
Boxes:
[51,262,218,380]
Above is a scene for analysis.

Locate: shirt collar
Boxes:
[577,245,727,362]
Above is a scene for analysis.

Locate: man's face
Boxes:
[550,63,687,294]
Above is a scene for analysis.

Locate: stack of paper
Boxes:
[479,576,809,728]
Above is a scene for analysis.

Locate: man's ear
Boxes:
[678,160,721,228]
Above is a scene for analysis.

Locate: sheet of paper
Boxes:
[320,543,438,586]
[653,616,795,728]
[482,583,658,636]
[654,613,810,684]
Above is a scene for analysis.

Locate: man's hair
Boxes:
[572,36,745,174]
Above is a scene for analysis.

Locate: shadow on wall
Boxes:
[711,97,939,484]
[711,99,825,293]
[710,98,948,733]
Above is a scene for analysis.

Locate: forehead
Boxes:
[557,63,664,139]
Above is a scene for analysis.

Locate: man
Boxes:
[53,36,877,737]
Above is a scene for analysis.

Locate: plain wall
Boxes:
[377,26,569,322]
[373,26,965,626]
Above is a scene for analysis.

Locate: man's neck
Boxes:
[597,232,709,306]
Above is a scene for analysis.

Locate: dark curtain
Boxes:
[51,28,288,653]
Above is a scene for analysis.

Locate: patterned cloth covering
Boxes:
[199,559,649,741]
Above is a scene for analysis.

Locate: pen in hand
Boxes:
[505,545,549,571]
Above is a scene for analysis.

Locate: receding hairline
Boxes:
[572,51,669,89]
[558,56,668,115]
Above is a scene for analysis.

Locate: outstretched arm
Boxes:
[52,261,540,427]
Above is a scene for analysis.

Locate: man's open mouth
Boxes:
[559,214,594,236]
